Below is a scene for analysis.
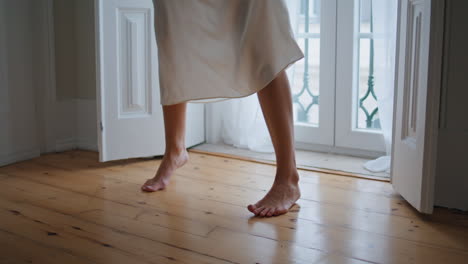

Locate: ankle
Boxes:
[163,147,189,168]
[165,145,187,157]
[274,168,300,185]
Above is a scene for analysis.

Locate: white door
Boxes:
[95,0,205,162]
[391,0,440,213]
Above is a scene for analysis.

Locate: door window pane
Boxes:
[356,0,381,130]
[290,0,321,126]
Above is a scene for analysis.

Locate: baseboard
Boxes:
[77,139,98,151]
[0,148,41,167]
[55,137,78,152]
[55,137,98,152]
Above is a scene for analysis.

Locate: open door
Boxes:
[95,0,205,162]
[391,0,443,213]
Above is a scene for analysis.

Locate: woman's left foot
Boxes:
[247,171,301,217]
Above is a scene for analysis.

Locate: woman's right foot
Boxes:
[141,148,189,192]
[247,170,301,217]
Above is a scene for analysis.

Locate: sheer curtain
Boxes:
[363,0,398,173]
[219,94,273,152]
[219,0,300,153]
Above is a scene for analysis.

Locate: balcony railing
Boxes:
[358,0,380,130]
[293,0,319,123]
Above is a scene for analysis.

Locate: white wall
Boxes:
[434,0,468,211]
[0,0,41,166]
[75,0,96,100]
[53,0,77,100]
[74,0,98,151]
[53,0,97,151]
[0,0,98,166]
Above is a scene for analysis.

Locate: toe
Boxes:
[142,185,155,192]
[142,179,159,192]
[253,206,265,215]
[247,204,257,213]
[266,209,275,217]
[141,179,152,188]
[259,208,270,217]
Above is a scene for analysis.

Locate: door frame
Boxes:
[389,0,446,213]
[40,0,103,154]
[94,0,104,160]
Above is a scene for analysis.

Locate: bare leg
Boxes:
[247,71,301,217]
[141,103,189,192]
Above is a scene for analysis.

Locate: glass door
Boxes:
[287,0,337,147]
[335,0,387,153]
[288,0,394,154]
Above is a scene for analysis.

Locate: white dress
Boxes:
[152,0,304,105]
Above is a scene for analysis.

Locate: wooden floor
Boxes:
[0,150,467,264]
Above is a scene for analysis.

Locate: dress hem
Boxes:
[160,52,305,106]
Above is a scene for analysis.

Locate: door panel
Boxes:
[391,0,436,213]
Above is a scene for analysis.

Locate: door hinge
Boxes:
[100,121,103,132]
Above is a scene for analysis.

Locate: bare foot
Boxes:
[247,171,301,217]
[141,149,189,192]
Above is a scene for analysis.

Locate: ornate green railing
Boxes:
[293,0,319,123]
[358,0,379,129]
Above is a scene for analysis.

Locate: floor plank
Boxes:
[0,199,232,264]
[0,229,88,264]
[0,150,467,264]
